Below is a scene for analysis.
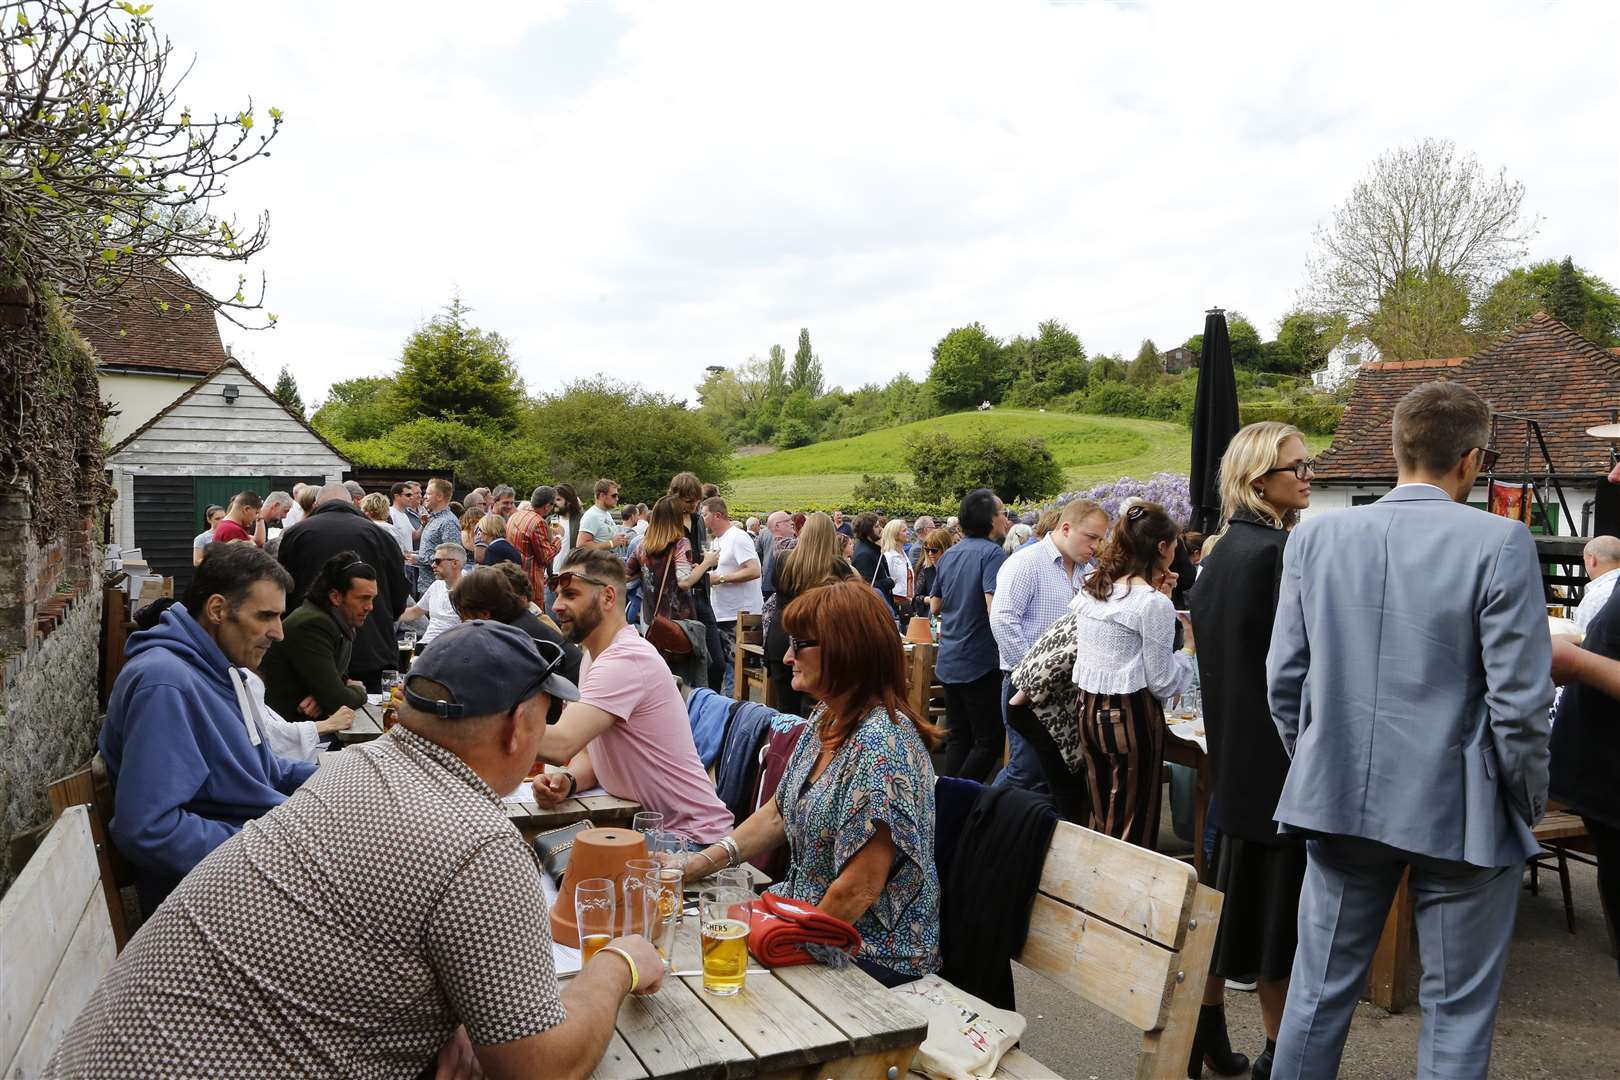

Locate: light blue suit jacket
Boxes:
[1266,484,1552,867]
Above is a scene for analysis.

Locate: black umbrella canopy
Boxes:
[1189,308,1240,535]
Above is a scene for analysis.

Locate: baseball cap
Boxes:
[404,620,579,719]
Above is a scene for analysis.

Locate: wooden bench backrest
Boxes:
[0,806,116,1077]
[1016,821,1221,1079]
[736,610,764,646]
[47,755,131,951]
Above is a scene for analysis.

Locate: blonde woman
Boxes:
[1185,421,1312,1079]
[477,513,523,568]
[766,513,853,716]
[880,518,915,612]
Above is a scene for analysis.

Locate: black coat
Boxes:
[851,538,894,609]
[276,500,411,677]
[1186,513,1294,844]
[1550,589,1620,828]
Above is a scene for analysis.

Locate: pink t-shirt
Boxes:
[578,626,734,843]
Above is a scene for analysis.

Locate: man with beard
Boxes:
[529,548,732,842]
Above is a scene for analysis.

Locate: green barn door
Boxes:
[193,476,268,531]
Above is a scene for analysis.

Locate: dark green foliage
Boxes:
[1004,319,1089,405]
[904,430,1064,504]
[394,297,525,428]
[1475,258,1620,346]
[789,328,824,398]
[851,473,915,505]
[270,365,305,419]
[337,417,507,490]
[1272,309,1345,373]
[1238,400,1344,434]
[926,322,1006,410]
[526,377,731,498]
[1128,339,1162,386]
[311,376,403,442]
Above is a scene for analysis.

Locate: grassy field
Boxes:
[727,408,1332,507]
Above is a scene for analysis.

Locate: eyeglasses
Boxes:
[1471,446,1501,471]
[787,637,819,653]
[555,571,611,591]
[1262,458,1317,481]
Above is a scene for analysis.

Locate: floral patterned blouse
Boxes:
[775,702,941,976]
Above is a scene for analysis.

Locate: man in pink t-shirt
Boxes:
[532,550,732,843]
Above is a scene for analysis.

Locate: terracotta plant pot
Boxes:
[905,616,933,646]
[549,827,651,947]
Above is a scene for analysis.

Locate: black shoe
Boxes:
[1249,1046,1275,1080]
[1186,1003,1250,1078]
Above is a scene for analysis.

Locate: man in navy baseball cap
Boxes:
[405,619,579,720]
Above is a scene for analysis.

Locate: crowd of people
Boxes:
[46,379,1620,1080]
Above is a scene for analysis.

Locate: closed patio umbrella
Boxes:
[1189,307,1240,535]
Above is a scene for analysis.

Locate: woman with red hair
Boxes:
[685,580,942,986]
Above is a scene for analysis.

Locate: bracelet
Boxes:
[720,836,741,868]
[561,771,578,798]
[599,944,639,992]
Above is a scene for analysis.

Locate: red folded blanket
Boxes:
[746,892,863,968]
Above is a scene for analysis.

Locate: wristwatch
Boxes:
[561,771,578,798]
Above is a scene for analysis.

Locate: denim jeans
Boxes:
[993,672,1050,794]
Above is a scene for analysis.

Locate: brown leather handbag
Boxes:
[645,548,692,656]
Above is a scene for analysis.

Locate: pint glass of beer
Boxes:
[574,878,616,963]
[699,886,751,996]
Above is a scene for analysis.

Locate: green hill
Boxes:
[728,410,1195,508]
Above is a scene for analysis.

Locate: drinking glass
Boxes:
[631,812,665,840]
[709,866,752,892]
[645,866,683,971]
[622,858,659,936]
[699,886,752,996]
[574,878,616,963]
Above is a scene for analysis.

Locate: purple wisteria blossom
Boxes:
[1030,472,1192,527]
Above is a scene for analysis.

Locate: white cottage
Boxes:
[106,360,350,589]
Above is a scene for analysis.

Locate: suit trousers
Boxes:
[1273,835,1521,1080]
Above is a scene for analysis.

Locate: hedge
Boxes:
[1238,401,1344,435]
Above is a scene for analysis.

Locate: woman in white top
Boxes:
[1068,501,1192,848]
[879,518,914,612]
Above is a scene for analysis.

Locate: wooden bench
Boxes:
[983,820,1220,1079]
[904,642,946,724]
[46,754,134,950]
[1,806,118,1077]
[731,609,775,707]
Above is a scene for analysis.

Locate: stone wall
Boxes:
[0,489,103,893]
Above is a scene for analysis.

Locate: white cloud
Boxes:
[154,0,1619,403]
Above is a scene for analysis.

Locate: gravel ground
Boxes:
[1012,842,1618,1079]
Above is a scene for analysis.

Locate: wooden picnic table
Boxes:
[334,700,388,744]
[1161,719,1212,881]
[589,917,927,1080]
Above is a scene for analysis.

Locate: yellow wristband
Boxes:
[600,944,639,992]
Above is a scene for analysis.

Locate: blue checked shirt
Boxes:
[990,536,1087,671]
[415,507,461,593]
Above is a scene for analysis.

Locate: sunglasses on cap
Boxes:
[555,570,612,591]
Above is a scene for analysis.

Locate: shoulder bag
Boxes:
[645,547,693,656]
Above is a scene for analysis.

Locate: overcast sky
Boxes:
[157,0,1620,406]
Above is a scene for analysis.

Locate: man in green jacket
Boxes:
[259,552,377,724]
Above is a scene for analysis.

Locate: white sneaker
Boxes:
[1225,978,1258,992]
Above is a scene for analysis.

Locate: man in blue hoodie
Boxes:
[102,543,317,913]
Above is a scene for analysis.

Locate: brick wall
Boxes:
[0,489,103,894]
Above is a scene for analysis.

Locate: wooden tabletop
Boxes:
[334,700,387,744]
[590,918,927,1080]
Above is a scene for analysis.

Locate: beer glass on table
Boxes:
[645,866,683,972]
[574,878,616,963]
[699,886,751,996]
[621,859,659,937]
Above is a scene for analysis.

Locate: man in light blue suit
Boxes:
[1266,381,1552,1080]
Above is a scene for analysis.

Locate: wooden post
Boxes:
[1367,868,1414,1012]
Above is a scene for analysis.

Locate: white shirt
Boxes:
[884,549,914,599]
[387,507,416,551]
[1575,566,1618,632]
[283,502,305,528]
[241,669,322,763]
[711,524,763,623]
[418,579,461,644]
[1070,580,1193,704]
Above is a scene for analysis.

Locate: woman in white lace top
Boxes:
[1067,502,1193,848]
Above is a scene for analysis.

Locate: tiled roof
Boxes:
[1314,314,1620,481]
[72,270,227,376]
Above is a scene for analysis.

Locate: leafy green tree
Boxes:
[788,328,824,398]
[1273,309,1345,373]
[1090,353,1125,383]
[774,388,818,448]
[1005,319,1089,404]
[1548,256,1586,328]
[270,365,305,419]
[1183,312,1261,368]
[336,417,506,490]
[1129,339,1162,386]
[527,378,730,496]
[1474,258,1620,345]
[766,345,788,404]
[311,375,403,442]
[1364,269,1477,360]
[394,297,525,428]
[905,430,1064,503]
[927,322,1006,410]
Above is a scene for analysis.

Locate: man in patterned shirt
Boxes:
[413,476,461,593]
[47,621,664,1080]
[506,483,562,605]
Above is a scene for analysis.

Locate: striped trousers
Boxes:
[1078,688,1165,849]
